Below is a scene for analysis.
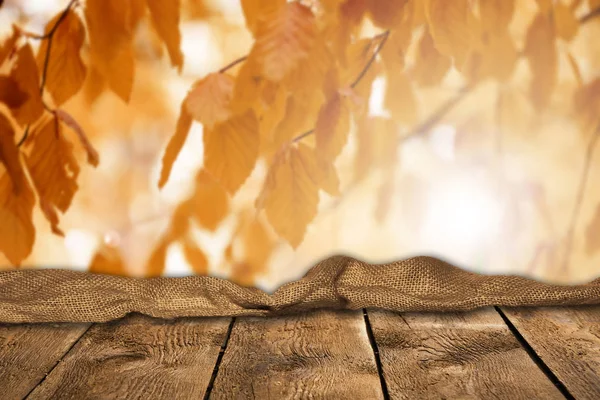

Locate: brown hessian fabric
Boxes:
[1,256,600,323]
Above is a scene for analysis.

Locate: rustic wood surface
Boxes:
[0,307,599,399]
[366,307,563,399]
[0,322,90,400]
[26,314,231,400]
[501,305,600,400]
[209,309,384,399]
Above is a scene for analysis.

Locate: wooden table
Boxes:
[1,306,599,399]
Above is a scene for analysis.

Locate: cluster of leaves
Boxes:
[0,0,186,265]
[1,0,600,281]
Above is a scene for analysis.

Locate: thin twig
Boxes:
[561,124,600,273]
[219,55,248,73]
[580,6,600,24]
[292,30,391,143]
[16,0,77,147]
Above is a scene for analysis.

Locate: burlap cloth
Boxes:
[1,255,600,323]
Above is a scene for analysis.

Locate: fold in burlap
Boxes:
[1,255,600,323]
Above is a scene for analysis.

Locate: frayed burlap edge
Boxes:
[1,255,600,323]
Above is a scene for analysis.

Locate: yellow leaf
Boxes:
[37,10,87,106]
[524,13,558,110]
[158,104,193,189]
[0,164,35,266]
[185,73,234,129]
[55,109,100,167]
[315,92,351,162]
[573,78,600,134]
[554,1,579,41]
[253,2,317,81]
[366,0,408,28]
[25,117,80,236]
[203,110,259,194]
[385,69,418,125]
[0,76,28,112]
[190,169,230,231]
[241,0,286,35]
[412,29,451,87]
[182,235,209,275]
[230,53,264,114]
[478,0,515,33]
[536,0,553,13]
[89,245,127,276]
[147,0,184,71]
[144,238,168,277]
[262,143,320,248]
[10,44,43,126]
[424,0,474,67]
[0,25,20,66]
[85,0,136,102]
[315,159,340,197]
[465,29,518,82]
[0,112,25,194]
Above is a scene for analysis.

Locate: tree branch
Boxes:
[561,124,600,273]
[17,0,78,147]
[579,5,600,24]
[219,55,248,73]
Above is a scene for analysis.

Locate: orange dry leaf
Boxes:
[203,110,259,194]
[55,109,100,167]
[0,112,25,194]
[10,44,43,126]
[25,117,80,236]
[185,73,234,129]
[182,235,209,275]
[190,169,230,231]
[0,25,20,66]
[84,0,136,102]
[524,13,558,110]
[89,245,127,276]
[366,0,408,29]
[253,2,317,81]
[147,0,184,71]
[158,104,193,189]
[261,143,320,248]
[37,9,87,106]
[241,0,286,36]
[478,0,515,34]
[0,76,28,111]
[553,1,579,42]
[412,29,451,87]
[314,92,351,162]
[0,164,35,266]
[384,69,418,125]
[424,0,474,67]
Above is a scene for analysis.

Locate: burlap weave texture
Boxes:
[1,256,599,323]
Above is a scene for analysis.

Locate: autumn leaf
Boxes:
[25,117,80,236]
[553,1,579,41]
[0,166,35,266]
[185,73,234,129]
[424,0,474,67]
[158,104,193,189]
[85,0,136,102]
[253,2,317,81]
[366,0,408,29]
[203,110,259,194]
[182,235,209,275]
[147,0,184,71]
[314,91,351,162]
[411,29,451,87]
[89,245,127,275]
[573,78,600,134]
[0,24,20,66]
[241,0,286,35]
[10,44,43,126]
[315,159,341,197]
[55,109,100,167]
[586,204,600,255]
[478,0,515,34]
[190,169,230,231]
[385,69,418,125]
[524,13,558,110]
[37,9,87,106]
[0,76,29,110]
[0,112,26,194]
[261,143,320,248]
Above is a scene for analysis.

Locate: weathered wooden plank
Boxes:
[367,307,563,399]
[501,305,600,399]
[0,322,90,400]
[209,309,384,399]
[27,314,231,400]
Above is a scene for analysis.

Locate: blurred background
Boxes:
[1,0,600,289]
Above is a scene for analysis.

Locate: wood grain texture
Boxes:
[210,309,384,399]
[0,322,90,400]
[27,314,231,400]
[502,305,600,399]
[367,307,563,399]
